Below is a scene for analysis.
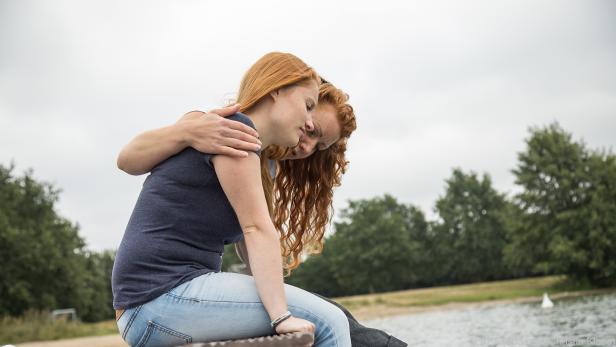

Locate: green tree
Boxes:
[79,250,116,322]
[326,194,426,295]
[221,243,242,272]
[0,163,115,321]
[432,169,510,283]
[286,246,342,297]
[506,123,616,285]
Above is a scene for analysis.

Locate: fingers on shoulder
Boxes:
[184,110,206,117]
[223,118,259,137]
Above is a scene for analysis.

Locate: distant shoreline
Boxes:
[352,288,615,321]
[331,276,615,321]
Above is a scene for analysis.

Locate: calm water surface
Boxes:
[364,293,616,347]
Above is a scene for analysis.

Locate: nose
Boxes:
[305,113,314,132]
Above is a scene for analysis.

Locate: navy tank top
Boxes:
[111,113,260,309]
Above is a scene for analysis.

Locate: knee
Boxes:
[311,304,350,346]
[292,300,349,335]
[325,304,350,333]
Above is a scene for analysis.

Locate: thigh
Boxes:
[121,272,348,346]
[176,272,348,336]
[182,272,349,330]
[191,272,350,345]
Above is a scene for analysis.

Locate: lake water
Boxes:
[364,293,616,347]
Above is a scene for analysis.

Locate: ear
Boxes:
[269,89,280,102]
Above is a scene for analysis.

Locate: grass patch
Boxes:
[0,310,117,344]
[333,275,605,311]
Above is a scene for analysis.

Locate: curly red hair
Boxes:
[261,82,357,274]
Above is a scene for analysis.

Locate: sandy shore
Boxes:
[13,289,614,347]
[17,335,125,347]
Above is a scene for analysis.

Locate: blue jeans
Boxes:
[116,272,351,347]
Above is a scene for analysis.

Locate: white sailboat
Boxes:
[541,292,554,308]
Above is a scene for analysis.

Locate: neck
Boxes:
[244,101,275,148]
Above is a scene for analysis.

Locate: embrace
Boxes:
[112,52,405,347]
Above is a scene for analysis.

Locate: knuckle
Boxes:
[185,110,204,117]
[238,132,249,141]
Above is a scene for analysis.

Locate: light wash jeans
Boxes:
[116,272,351,347]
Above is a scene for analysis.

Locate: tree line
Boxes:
[1,122,614,322]
[284,122,616,296]
[0,164,115,321]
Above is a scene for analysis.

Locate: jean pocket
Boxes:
[135,320,192,347]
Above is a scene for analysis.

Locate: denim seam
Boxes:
[123,305,143,340]
[165,292,262,304]
[148,320,192,343]
[135,323,153,347]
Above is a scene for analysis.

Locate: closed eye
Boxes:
[306,100,315,112]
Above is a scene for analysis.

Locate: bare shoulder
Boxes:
[212,153,270,226]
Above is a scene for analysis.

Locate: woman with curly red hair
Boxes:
[260,82,357,272]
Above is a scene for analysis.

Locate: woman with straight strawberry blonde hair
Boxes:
[112,52,351,347]
[117,77,406,346]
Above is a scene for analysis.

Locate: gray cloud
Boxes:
[1,0,615,250]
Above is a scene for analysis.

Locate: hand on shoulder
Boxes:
[176,104,261,157]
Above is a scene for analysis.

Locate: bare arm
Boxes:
[117,104,261,175]
[116,120,187,175]
[212,153,314,334]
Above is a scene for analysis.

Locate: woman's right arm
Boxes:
[212,153,315,334]
[117,104,261,175]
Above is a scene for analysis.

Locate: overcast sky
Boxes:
[1,0,615,251]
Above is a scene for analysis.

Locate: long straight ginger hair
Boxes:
[233,52,322,271]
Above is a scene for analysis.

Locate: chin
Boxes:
[286,136,300,148]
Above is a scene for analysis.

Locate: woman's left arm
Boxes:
[212,153,289,321]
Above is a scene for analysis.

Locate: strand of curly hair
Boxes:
[261,83,356,275]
